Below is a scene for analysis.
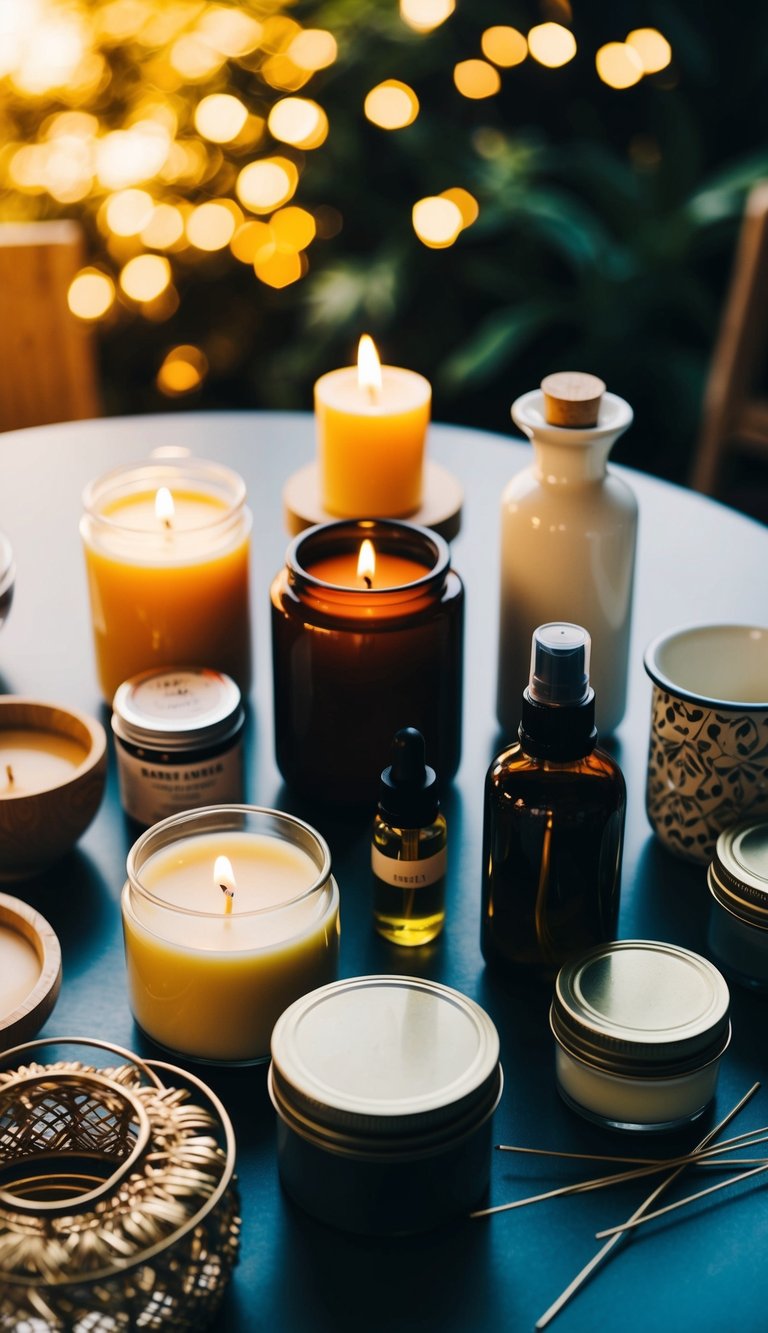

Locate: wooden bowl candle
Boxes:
[0,893,61,1045]
[0,699,107,880]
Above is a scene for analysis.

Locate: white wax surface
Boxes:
[0,730,87,794]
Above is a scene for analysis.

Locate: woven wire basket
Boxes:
[0,1037,240,1330]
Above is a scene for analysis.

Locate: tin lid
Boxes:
[708,821,768,927]
[270,975,501,1141]
[112,667,243,753]
[551,940,731,1077]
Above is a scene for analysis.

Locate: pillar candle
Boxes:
[80,457,252,701]
[271,520,464,806]
[315,335,431,518]
[122,806,340,1064]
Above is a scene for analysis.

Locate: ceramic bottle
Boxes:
[496,372,636,738]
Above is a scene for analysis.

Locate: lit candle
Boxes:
[271,520,464,806]
[80,457,252,701]
[315,335,431,518]
[121,807,340,1064]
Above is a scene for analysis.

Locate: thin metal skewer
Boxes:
[594,1160,768,1239]
[534,1082,760,1330]
[494,1124,768,1168]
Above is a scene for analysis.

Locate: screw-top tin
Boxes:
[268,975,502,1233]
[551,940,731,1131]
[112,667,245,826]
[708,820,768,989]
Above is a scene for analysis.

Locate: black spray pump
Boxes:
[372,727,448,947]
[481,622,626,980]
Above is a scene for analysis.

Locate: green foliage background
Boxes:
[100,0,768,483]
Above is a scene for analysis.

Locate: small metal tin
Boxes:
[708,820,768,990]
[112,667,245,826]
[268,974,503,1234]
[551,940,731,1132]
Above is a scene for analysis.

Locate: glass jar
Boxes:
[270,519,463,807]
[708,821,768,990]
[551,940,731,1131]
[122,806,340,1065]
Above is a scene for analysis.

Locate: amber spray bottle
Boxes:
[372,727,447,946]
[481,623,625,982]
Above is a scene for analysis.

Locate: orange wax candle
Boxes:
[81,458,252,702]
[315,335,431,518]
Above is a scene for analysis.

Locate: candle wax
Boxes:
[0,924,41,1016]
[0,730,87,794]
[122,830,339,1061]
[82,486,251,700]
[316,365,430,518]
[309,552,427,590]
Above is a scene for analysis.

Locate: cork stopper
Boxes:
[540,372,606,428]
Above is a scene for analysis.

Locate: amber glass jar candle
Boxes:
[270,520,463,807]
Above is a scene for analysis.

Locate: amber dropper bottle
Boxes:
[481,623,625,982]
[372,727,447,946]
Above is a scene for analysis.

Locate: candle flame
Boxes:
[155,485,175,528]
[357,538,376,588]
[214,854,236,915]
[357,334,382,399]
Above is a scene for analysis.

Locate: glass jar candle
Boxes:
[80,457,252,701]
[269,975,502,1234]
[708,821,768,991]
[551,940,731,1132]
[122,806,340,1065]
[270,519,464,807]
[112,667,245,827]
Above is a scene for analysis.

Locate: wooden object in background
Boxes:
[692,182,768,495]
[0,220,101,431]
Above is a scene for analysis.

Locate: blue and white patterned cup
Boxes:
[644,624,768,865]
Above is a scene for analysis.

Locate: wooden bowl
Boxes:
[0,893,61,1045]
[0,532,14,630]
[0,699,107,880]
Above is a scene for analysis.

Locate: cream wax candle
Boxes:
[315,335,431,518]
[81,457,252,701]
[122,806,340,1064]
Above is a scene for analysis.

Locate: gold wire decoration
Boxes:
[0,1036,240,1330]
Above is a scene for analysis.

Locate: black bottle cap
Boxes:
[519,623,598,760]
[378,728,439,827]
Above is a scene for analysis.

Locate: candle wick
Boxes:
[363,574,373,590]
[5,764,13,786]
[220,883,235,916]
[366,383,379,406]
[162,517,172,531]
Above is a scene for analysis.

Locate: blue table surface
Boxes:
[1,411,767,1332]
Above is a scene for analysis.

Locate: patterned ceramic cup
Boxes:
[644,624,768,865]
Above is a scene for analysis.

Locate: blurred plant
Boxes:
[3,0,768,480]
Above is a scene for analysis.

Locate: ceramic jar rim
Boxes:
[644,622,768,711]
[126,804,333,920]
[511,387,633,445]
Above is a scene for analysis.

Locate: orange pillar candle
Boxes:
[315,335,431,518]
[80,457,252,701]
[271,520,464,806]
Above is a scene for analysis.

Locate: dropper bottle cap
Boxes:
[519,623,598,760]
[378,727,439,827]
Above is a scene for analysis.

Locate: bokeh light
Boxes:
[441,188,479,228]
[186,200,240,251]
[364,81,420,130]
[268,98,329,149]
[596,42,644,89]
[236,157,298,213]
[400,0,455,33]
[481,27,528,68]
[105,189,154,237]
[412,196,464,249]
[288,29,337,72]
[119,253,172,301]
[194,93,248,143]
[157,344,209,396]
[453,60,501,99]
[527,23,577,69]
[626,29,672,75]
[67,268,115,320]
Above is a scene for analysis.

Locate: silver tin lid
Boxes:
[551,940,731,1077]
[270,975,501,1143]
[709,821,768,928]
[112,667,243,753]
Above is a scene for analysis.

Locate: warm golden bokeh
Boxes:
[68,268,116,320]
[527,23,577,69]
[481,27,528,68]
[596,42,644,89]
[236,157,299,213]
[400,0,455,34]
[268,98,329,149]
[626,28,672,75]
[412,196,464,249]
[157,344,209,396]
[441,188,479,228]
[453,60,501,100]
[364,81,420,130]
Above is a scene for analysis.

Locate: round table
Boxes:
[1,412,767,1333]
